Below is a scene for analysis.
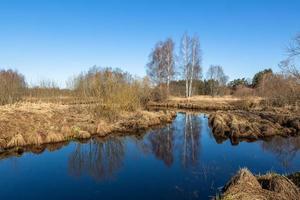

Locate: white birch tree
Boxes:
[162,38,175,95]
[180,33,191,98]
[180,33,202,98]
[189,35,202,97]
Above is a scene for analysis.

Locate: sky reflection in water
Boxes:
[0,113,299,200]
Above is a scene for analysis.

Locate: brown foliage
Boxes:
[233,85,255,97]
[257,73,300,107]
[70,67,152,121]
[150,85,168,102]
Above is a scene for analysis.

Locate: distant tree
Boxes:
[228,78,251,90]
[252,68,273,88]
[179,33,202,98]
[206,65,228,96]
[169,80,186,96]
[170,79,204,96]
[203,79,219,95]
[0,69,26,105]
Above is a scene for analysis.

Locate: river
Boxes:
[0,113,299,199]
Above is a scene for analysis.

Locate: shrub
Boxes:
[257,73,300,107]
[233,85,255,97]
[150,85,168,102]
[71,67,152,121]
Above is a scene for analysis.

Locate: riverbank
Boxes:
[218,168,300,200]
[148,95,300,143]
[209,110,300,144]
[0,102,176,151]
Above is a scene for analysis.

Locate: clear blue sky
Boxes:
[0,0,300,87]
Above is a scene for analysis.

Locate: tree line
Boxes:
[146,32,300,106]
[146,33,229,99]
[0,32,299,108]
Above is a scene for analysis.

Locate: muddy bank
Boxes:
[208,110,300,144]
[218,169,300,200]
[0,103,176,151]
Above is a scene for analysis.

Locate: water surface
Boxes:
[0,113,300,199]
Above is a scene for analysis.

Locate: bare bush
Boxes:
[233,85,255,97]
[25,80,72,103]
[0,69,26,105]
[71,67,151,121]
[150,85,168,102]
[257,73,300,107]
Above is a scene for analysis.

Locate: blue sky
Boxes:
[0,0,300,87]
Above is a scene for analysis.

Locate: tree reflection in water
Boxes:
[181,113,201,168]
[68,137,125,180]
[138,113,202,169]
[261,136,300,169]
[140,124,175,167]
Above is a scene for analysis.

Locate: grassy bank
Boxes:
[0,102,176,151]
[148,95,300,142]
[209,110,300,144]
[217,169,300,200]
[148,95,262,111]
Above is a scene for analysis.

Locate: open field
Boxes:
[148,95,263,111]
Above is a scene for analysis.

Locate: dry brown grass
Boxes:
[45,131,65,143]
[148,95,263,111]
[0,102,176,150]
[221,168,300,200]
[209,111,300,143]
[96,120,113,136]
[26,133,43,146]
[169,95,242,102]
[169,95,263,107]
[75,131,91,139]
[6,134,26,148]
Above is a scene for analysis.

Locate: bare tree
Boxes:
[147,41,165,86]
[189,35,202,97]
[180,33,202,98]
[180,33,191,98]
[147,39,175,95]
[280,33,300,80]
[206,65,228,96]
[162,38,175,94]
[287,33,300,57]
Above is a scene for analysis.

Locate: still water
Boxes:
[0,113,300,199]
